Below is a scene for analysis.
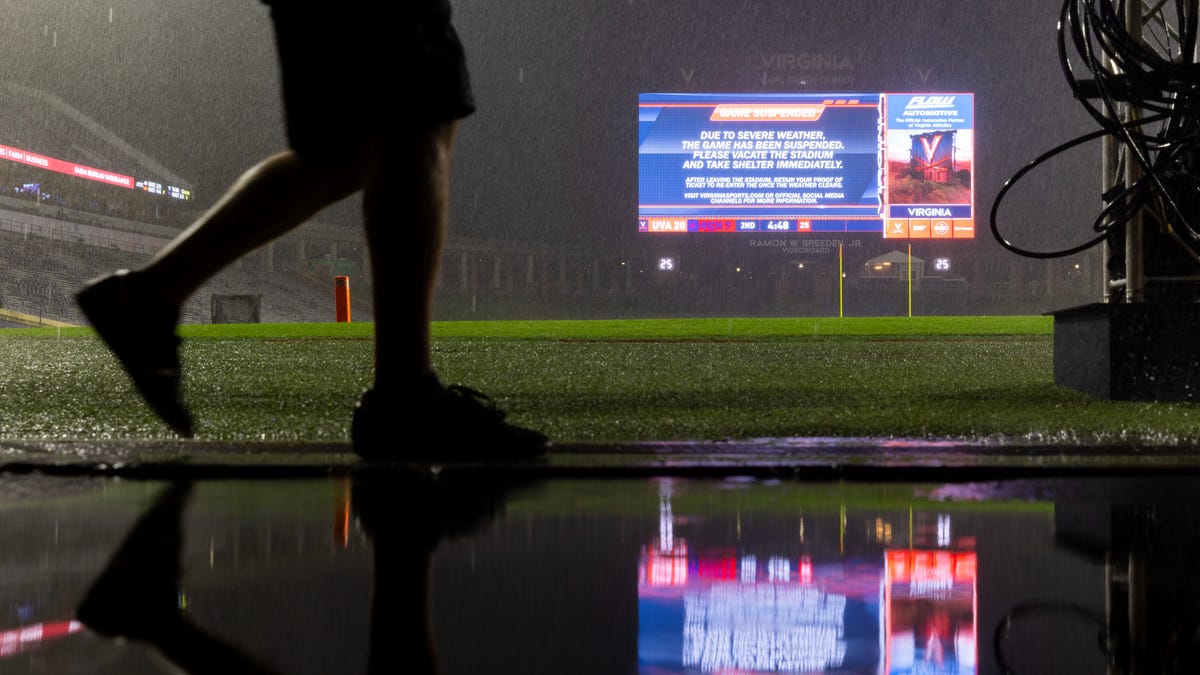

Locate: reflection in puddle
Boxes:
[636,479,976,674]
[4,474,1199,673]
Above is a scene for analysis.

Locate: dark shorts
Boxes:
[264,1,475,158]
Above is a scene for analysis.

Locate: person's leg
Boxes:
[76,148,368,436]
[351,123,549,459]
[138,148,368,305]
[77,481,284,675]
[361,123,456,393]
[353,472,530,674]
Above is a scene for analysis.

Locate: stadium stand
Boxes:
[0,81,688,324]
[0,81,375,326]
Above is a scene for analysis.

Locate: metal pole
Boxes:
[1125,0,1145,303]
[1102,120,1117,303]
[838,244,844,318]
[908,243,913,317]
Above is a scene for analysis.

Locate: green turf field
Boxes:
[1,316,1197,445]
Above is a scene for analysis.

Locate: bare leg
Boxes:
[354,472,522,674]
[368,544,439,674]
[139,148,368,306]
[77,481,283,674]
[362,122,457,392]
[350,119,548,459]
[76,147,370,436]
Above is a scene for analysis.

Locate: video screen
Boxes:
[638,92,974,238]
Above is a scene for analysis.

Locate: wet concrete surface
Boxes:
[3,436,1200,480]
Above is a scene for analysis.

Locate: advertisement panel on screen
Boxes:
[884,549,978,674]
[0,142,191,200]
[637,92,974,238]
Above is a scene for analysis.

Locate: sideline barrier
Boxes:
[0,307,74,328]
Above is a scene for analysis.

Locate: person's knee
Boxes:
[381,121,459,172]
[291,143,373,195]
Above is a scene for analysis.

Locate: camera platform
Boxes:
[1052,301,1200,401]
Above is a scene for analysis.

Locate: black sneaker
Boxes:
[352,384,549,461]
[76,270,194,437]
[352,472,517,550]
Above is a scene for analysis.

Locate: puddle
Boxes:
[1,473,1192,674]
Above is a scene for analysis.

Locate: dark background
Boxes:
[0,0,1108,316]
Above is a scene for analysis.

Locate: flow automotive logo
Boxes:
[904,95,956,110]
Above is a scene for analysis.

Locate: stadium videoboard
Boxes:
[638,92,974,238]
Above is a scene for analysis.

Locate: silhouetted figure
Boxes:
[74,2,548,461]
[75,480,282,674]
[75,473,533,674]
[352,471,529,673]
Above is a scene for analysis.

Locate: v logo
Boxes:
[919,134,943,161]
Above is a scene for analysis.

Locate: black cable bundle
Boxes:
[992,0,1200,300]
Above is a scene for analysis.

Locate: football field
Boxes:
[0,315,1196,446]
